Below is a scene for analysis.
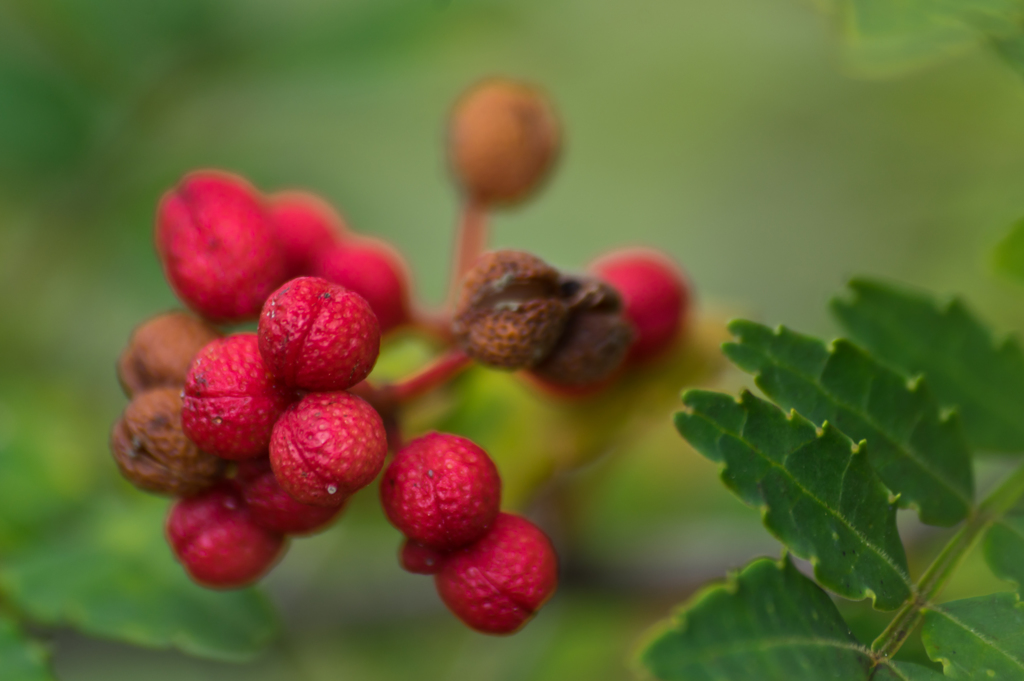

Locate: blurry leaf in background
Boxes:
[0,380,97,552]
[833,0,1024,77]
[639,555,942,681]
[0,615,53,681]
[984,515,1024,589]
[921,593,1024,678]
[0,496,279,662]
[993,216,1024,285]
[724,320,973,527]
[833,279,1024,453]
[675,389,911,609]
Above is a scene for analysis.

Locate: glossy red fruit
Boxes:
[268,191,348,278]
[312,238,411,334]
[590,249,690,363]
[166,482,286,588]
[400,539,447,575]
[435,513,558,634]
[155,170,287,322]
[258,277,380,392]
[182,333,296,460]
[269,391,388,506]
[381,432,501,552]
[236,458,345,535]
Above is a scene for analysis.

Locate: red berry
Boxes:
[312,238,411,334]
[236,458,345,535]
[269,392,388,506]
[381,432,501,552]
[155,170,287,322]
[166,482,286,589]
[268,191,348,278]
[400,539,447,575]
[258,277,380,392]
[435,513,558,634]
[182,333,296,460]
[590,249,690,363]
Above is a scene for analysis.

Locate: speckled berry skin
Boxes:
[269,391,388,506]
[258,277,380,392]
[449,79,561,206]
[400,539,447,575]
[452,250,568,370]
[236,458,345,535]
[312,238,411,334]
[166,482,286,589]
[182,333,297,460]
[381,432,501,552]
[268,191,347,278]
[117,311,221,397]
[435,513,558,635]
[155,170,287,322]
[590,249,690,363]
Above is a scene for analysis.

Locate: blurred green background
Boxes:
[3,0,1024,678]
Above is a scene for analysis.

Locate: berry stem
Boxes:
[449,200,489,308]
[388,349,472,404]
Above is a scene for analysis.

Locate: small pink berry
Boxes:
[590,249,690,363]
[269,392,388,506]
[236,458,345,536]
[182,333,297,460]
[155,170,287,322]
[267,191,348,277]
[435,513,558,635]
[258,277,380,392]
[381,432,501,552]
[312,238,411,334]
[400,539,447,575]
[166,482,286,589]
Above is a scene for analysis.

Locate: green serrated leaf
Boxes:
[922,593,1024,679]
[0,615,52,681]
[0,497,278,662]
[984,516,1024,589]
[833,278,1024,453]
[993,217,1024,285]
[675,389,911,609]
[639,555,939,681]
[724,320,973,527]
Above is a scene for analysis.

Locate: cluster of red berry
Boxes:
[110,77,690,635]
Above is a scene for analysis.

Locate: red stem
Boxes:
[448,200,489,308]
[388,349,472,404]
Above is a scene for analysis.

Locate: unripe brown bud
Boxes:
[452,250,569,370]
[448,78,561,206]
[110,388,227,496]
[117,311,221,397]
[532,274,634,387]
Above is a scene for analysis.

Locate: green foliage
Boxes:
[724,320,973,526]
[922,594,1024,679]
[674,389,911,609]
[984,516,1024,589]
[645,278,1024,680]
[0,615,52,681]
[640,556,942,681]
[0,497,278,662]
[993,217,1024,286]
[833,278,1024,453]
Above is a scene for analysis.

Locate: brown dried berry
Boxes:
[452,250,569,370]
[448,78,561,206]
[110,387,227,496]
[117,311,221,397]
[531,310,634,387]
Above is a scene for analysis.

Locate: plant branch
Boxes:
[871,461,1024,661]
[386,349,472,404]
[447,200,488,309]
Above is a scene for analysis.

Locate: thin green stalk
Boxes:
[871,462,1024,661]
